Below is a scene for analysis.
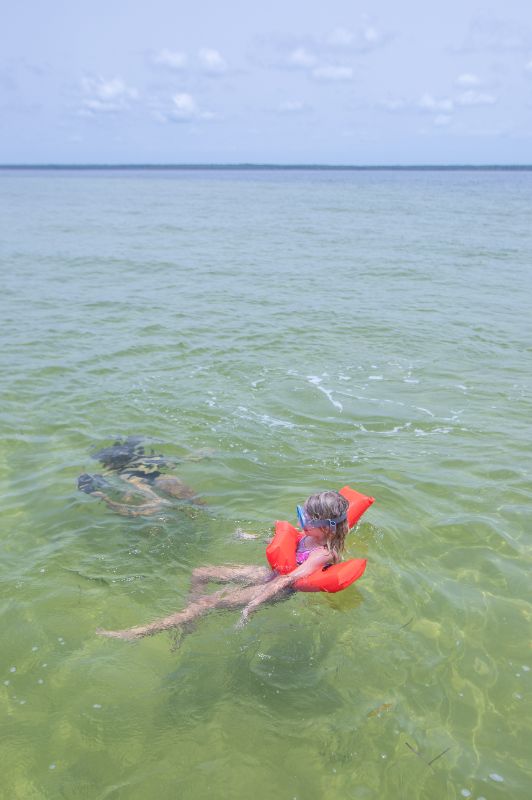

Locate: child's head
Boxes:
[303,490,349,562]
[92,436,145,471]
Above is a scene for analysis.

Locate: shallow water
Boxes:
[1,168,531,799]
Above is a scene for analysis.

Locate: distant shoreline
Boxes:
[1,163,532,172]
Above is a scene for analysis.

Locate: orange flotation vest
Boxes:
[265,486,374,593]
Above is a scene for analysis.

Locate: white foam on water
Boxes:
[205,391,217,408]
[387,422,412,434]
[382,398,406,407]
[368,375,383,381]
[415,406,435,417]
[489,773,504,782]
[414,426,452,437]
[444,409,464,421]
[307,376,343,411]
[235,406,295,429]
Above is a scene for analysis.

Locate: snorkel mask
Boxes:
[296,504,347,531]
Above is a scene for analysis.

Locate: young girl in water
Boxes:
[97,490,349,640]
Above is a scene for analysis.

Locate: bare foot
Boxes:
[170,621,194,651]
[185,448,215,462]
[96,627,141,640]
[234,528,259,540]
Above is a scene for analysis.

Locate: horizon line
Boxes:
[1,162,532,171]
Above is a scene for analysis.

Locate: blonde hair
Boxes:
[303,490,349,563]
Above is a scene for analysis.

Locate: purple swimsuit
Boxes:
[295,536,313,565]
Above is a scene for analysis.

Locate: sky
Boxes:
[1,0,532,164]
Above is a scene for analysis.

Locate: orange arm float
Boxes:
[265,485,374,593]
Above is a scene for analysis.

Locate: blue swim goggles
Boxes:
[296,505,347,531]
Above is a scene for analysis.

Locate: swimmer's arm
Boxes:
[236,549,330,628]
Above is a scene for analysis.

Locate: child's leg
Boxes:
[153,474,200,501]
[97,581,291,641]
[189,564,273,597]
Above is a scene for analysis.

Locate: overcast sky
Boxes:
[2,0,532,164]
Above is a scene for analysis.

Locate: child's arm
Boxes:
[90,491,167,517]
[236,548,330,628]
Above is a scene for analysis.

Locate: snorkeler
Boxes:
[97,490,354,640]
[77,436,202,517]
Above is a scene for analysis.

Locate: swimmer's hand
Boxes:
[96,627,142,641]
[234,528,259,540]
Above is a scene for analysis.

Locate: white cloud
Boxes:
[459,18,531,52]
[153,49,187,70]
[326,28,354,47]
[456,73,480,86]
[380,97,407,111]
[171,93,197,119]
[80,76,138,114]
[312,65,353,81]
[456,89,496,106]
[381,86,495,121]
[278,99,307,113]
[418,93,454,112]
[288,47,317,68]
[160,92,215,123]
[363,25,382,45]
[198,48,227,73]
[269,19,390,74]
[325,21,387,51]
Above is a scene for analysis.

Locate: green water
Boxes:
[1,169,531,799]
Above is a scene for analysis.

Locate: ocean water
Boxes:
[1,167,531,800]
